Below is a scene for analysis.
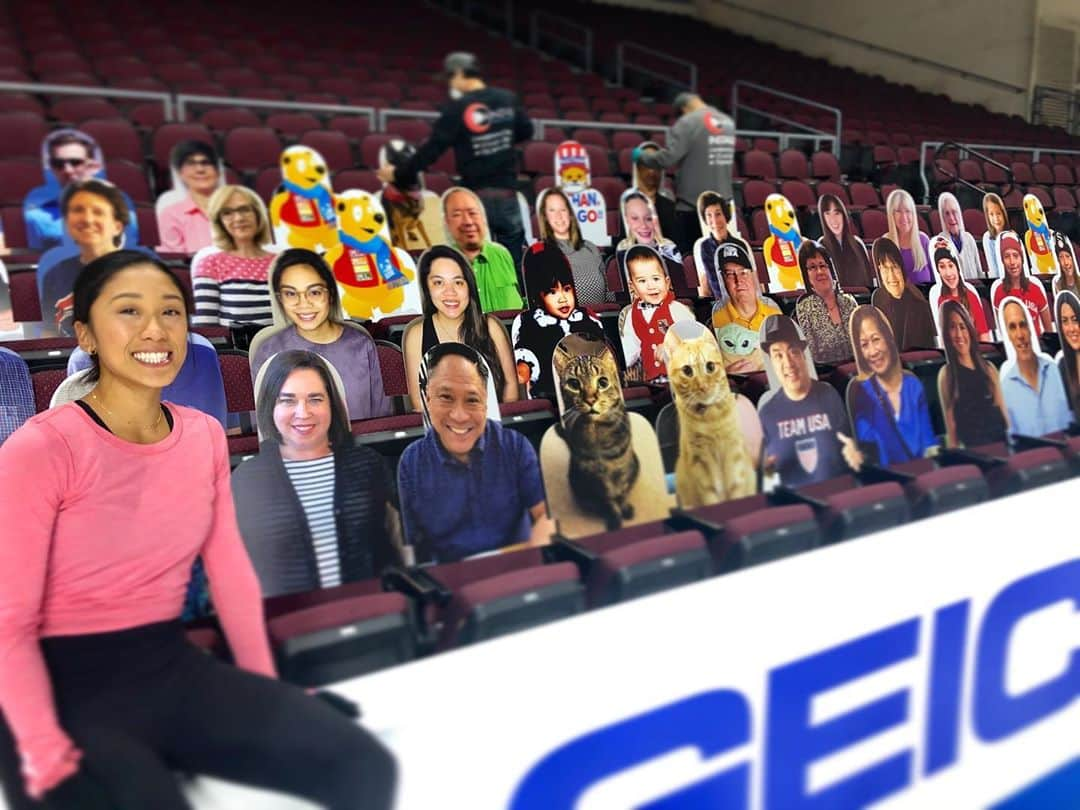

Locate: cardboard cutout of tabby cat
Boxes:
[540,332,671,536]
[662,320,760,507]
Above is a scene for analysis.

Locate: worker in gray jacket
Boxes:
[634,92,736,256]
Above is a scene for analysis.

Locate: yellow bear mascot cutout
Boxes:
[325,189,421,321]
[270,145,339,252]
[1022,193,1059,276]
[762,193,804,292]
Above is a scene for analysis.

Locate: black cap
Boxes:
[760,315,807,353]
[717,242,752,270]
[443,51,480,79]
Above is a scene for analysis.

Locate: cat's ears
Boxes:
[658,323,683,365]
[553,340,573,375]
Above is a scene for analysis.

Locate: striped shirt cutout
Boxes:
[282,454,341,588]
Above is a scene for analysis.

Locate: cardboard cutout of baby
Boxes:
[935,298,1009,449]
[419,342,502,426]
[1053,290,1080,422]
[997,296,1072,437]
[935,191,982,281]
[377,138,447,252]
[870,237,937,351]
[693,190,754,299]
[325,189,421,321]
[662,320,761,507]
[757,315,860,489]
[512,241,604,400]
[845,304,939,466]
[709,240,780,374]
[553,140,609,247]
[1022,193,1059,276]
[990,230,1052,338]
[540,332,671,537]
[817,194,874,289]
[1052,232,1080,301]
[927,235,992,342]
[618,244,695,383]
[270,145,339,252]
[762,193,804,292]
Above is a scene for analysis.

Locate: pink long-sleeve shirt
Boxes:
[0,402,276,797]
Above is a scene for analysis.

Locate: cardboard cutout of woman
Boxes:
[996,296,1072,436]
[935,192,982,281]
[662,320,761,507]
[1052,232,1080,300]
[846,304,939,466]
[927,235,992,341]
[817,194,874,288]
[936,298,1009,448]
[885,188,932,284]
[982,192,1008,279]
[870,237,937,350]
[619,244,695,383]
[615,188,682,264]
[553,140,609,248]
[693,190,753,299]
[794,240,858,364]
[990,230,1052,337]
[512,241,604,400]
[540,332,671,537]
[1054,290,1080,421]
[757,315,862,489]
[709,240,781,373]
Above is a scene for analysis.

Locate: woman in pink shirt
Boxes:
[155,140,221,255]
[0,251,395,809]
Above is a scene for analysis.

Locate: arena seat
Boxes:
[223,126,283,173]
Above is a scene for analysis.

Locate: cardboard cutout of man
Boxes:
[997,296,1071,437]
[710,240,780,373]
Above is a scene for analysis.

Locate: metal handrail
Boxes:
[176,95,376,128]
[615,42,697,93]
[713,0,1026,94]
[923,141,1014,204]
[737,129,837,153]
[529,11,593,74]
[730,80,841,158]
[918,139,1080,203]
[0,80,173,119]
[532,117,668,140]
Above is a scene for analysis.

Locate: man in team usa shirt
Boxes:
[757,315,862,488]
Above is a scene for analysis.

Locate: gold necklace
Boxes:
[90,390,164,432]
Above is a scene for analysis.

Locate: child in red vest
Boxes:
[619,244,694,382]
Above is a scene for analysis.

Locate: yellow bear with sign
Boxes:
[270,145,339,252]
[762,193,803,292]
[1022,193,1058,275]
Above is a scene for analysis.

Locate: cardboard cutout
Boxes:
[885,188,932,284]
[419,342,501,426]
[996,296,1072,436]
[935,191,982,281]
[935,298,1009,448]
[817,194,874,289]
[846,304,939,466]
[512,241,604,400]
[692,190,754,299]
[552,141,609,247]
[709,240,780,373]
[762,193,804,292]
[1022,193,1059,276]
[1053,290,1080,421]
[793,241,858,364]
[377,139,447,252]
[870,237,937,351]
[325,189,421,321]
[990,230,1051,338]
[540,332,670,536]
[927,235,992,341]
[981,192,1008,279]
[757,314,859,489]
[630,140,675,203]
[618,244,694,383]
[615,189,681,262]
[1051,231,1080,301]
[270,145,339,252]
[662,320,761,507]
[23,129,140,252]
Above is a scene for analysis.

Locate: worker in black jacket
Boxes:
[377,51,534,271]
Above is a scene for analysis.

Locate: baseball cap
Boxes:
[760,315,807,352]
[443,52,480,78]
[717,242,752,270]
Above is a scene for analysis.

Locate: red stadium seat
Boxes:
[265,112,322,137]
[849,182,882,208]
[31,368,66,413]
[0,112,48,159]
[741,149,777,180]
[816,181,849,205]
[298,130,353,173]
[334,169,380,193]
[778,149,809,179]
[810,151,842,181]
[152,123,214,172]
[50,98,122,124]
[106,160,152,203]
[328,115,372,142]
[858,208,889,240]
[0,159,43,205]
[217,350,256,415]
[522,141,556,176]
[223,127,283,173]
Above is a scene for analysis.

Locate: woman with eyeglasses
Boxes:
[251,249,392,421]
[190,185,276,328]
[794,241,857,364]
[156,140,221,255]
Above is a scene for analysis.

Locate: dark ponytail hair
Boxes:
[73,250,191,383]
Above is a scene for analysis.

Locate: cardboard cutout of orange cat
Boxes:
[661,320,761,507]
[270,145,340,252]
[762,193,804,292]
[540,332,671,537]
[325,189,422,321]
[553,140,609,248]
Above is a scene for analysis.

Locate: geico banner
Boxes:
[184,480,1080,809]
